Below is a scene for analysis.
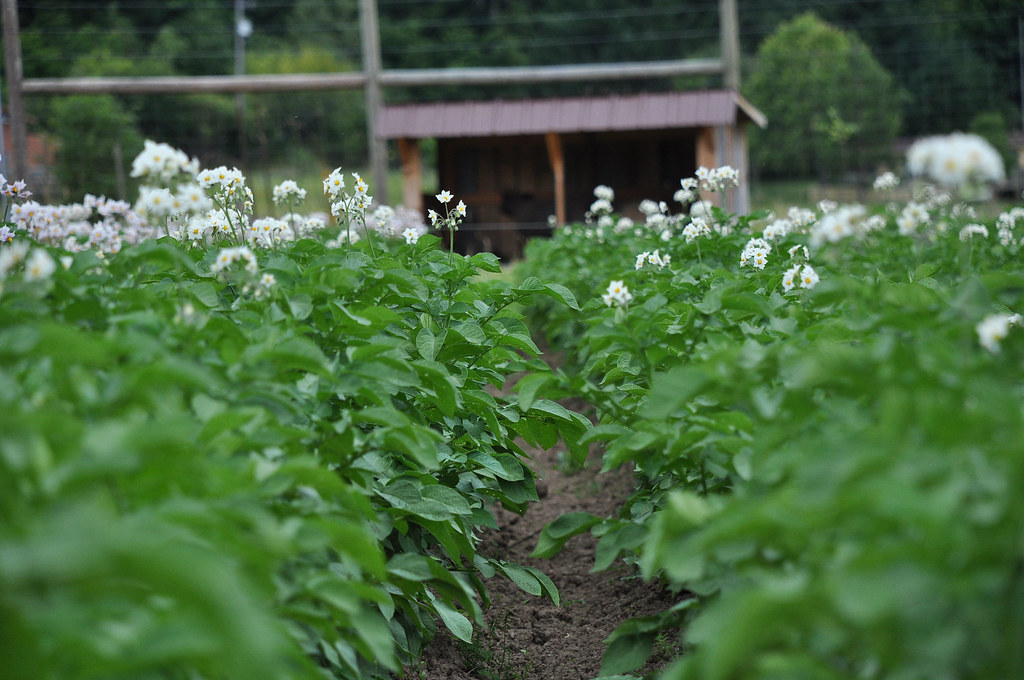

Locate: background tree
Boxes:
[744,12,903,181]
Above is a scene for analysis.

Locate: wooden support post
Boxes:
[359,0,388,204]
[545,132,565,226]
[2,0,28,181]
[719,0,740,91]
[397,137,422,213]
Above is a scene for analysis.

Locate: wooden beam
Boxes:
[545,132,565,226]
[21,59,723,96]
[21,72,368,95]
[397,138,422,213]
[379,59,723,87]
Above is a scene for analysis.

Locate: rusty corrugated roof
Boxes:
[378,90,766,139]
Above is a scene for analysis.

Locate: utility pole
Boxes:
[360,0,388,204]
[2,0,28,181]
[235,0,251,169]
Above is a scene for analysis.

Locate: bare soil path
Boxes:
[409,405,679,680]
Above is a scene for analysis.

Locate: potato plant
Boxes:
[519,179,1024,679]
[0,158,587,679]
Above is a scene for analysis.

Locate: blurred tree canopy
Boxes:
[745,12,903,180]
[11,0,1024,189]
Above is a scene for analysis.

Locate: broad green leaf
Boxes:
[531,512,602,558]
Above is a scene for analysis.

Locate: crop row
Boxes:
[518,179,1024,678]
[0,149,588,679]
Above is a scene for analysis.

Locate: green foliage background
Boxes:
[13,0,1023,197]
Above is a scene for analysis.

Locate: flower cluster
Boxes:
[906,132,1005,189]
[589,185,615,219]
[958,223,989,242]
[872,171,900,192]
[896,201,930,236]
[781,263,819,292]
[272,179,307,206]
[211,245,257,274]
[634,249,670,270]
[740,237,771,270]
[427,189,467,233]
[682,216,711,243]
[0,240,57,284]
[809,204,867,248]
[996,207,1024,247]
[695,165,739,193]
[601,279,633,307]
[130,140,200,185]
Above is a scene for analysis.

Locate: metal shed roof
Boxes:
[378,90,766,139]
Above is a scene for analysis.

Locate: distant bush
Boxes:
[49,94,143,200]
[746,12,903,181]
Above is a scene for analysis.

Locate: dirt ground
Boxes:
[407,415,681,680]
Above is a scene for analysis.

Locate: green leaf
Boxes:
[541,281,581,310]
[516,373,551,412]
[416,327,445,361]
[431,598,474,643]
[497,561,543,596]
[531,512,602,558]
[599,633,654,677]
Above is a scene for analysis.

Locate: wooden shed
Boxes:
[378,89,766,259]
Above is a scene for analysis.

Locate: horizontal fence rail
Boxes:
[21,59,724,95]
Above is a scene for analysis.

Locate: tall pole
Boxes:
[2,0,28,181]
[234,0,250,169]
[719,0,740,91]
[360,0,388,204]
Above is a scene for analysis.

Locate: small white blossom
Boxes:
[24,248,56,281]
[959,223,989,242]
[977,314,1014,353]
[799,265,820,289]
[782,264,801,292]
[873,171,900,191]
[601,279,633,307]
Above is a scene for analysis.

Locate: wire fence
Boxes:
[8,0,1024,206]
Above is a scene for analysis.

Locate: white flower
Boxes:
[0,241,29,277]
[682,217,711,243]
[260,273,276,288]
[24,248,56,281]
[906,132,1005,188]
[635,251,649,270]
[782,264,801,292]
[872,171,900,191]
[593,184,615,202]
[638,199,661,217]
[602,279,633,307]
[436,190,453,204]
[799,264,820,289]
[323,168,345,198]
[977,314,1014,353]
[456,200,467,218]
[402,227,420,244]
[763,218,793,241]
[959,223,989,242]
[689,200,714,222]
[272,179,307,204]
[589,198,613,216]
